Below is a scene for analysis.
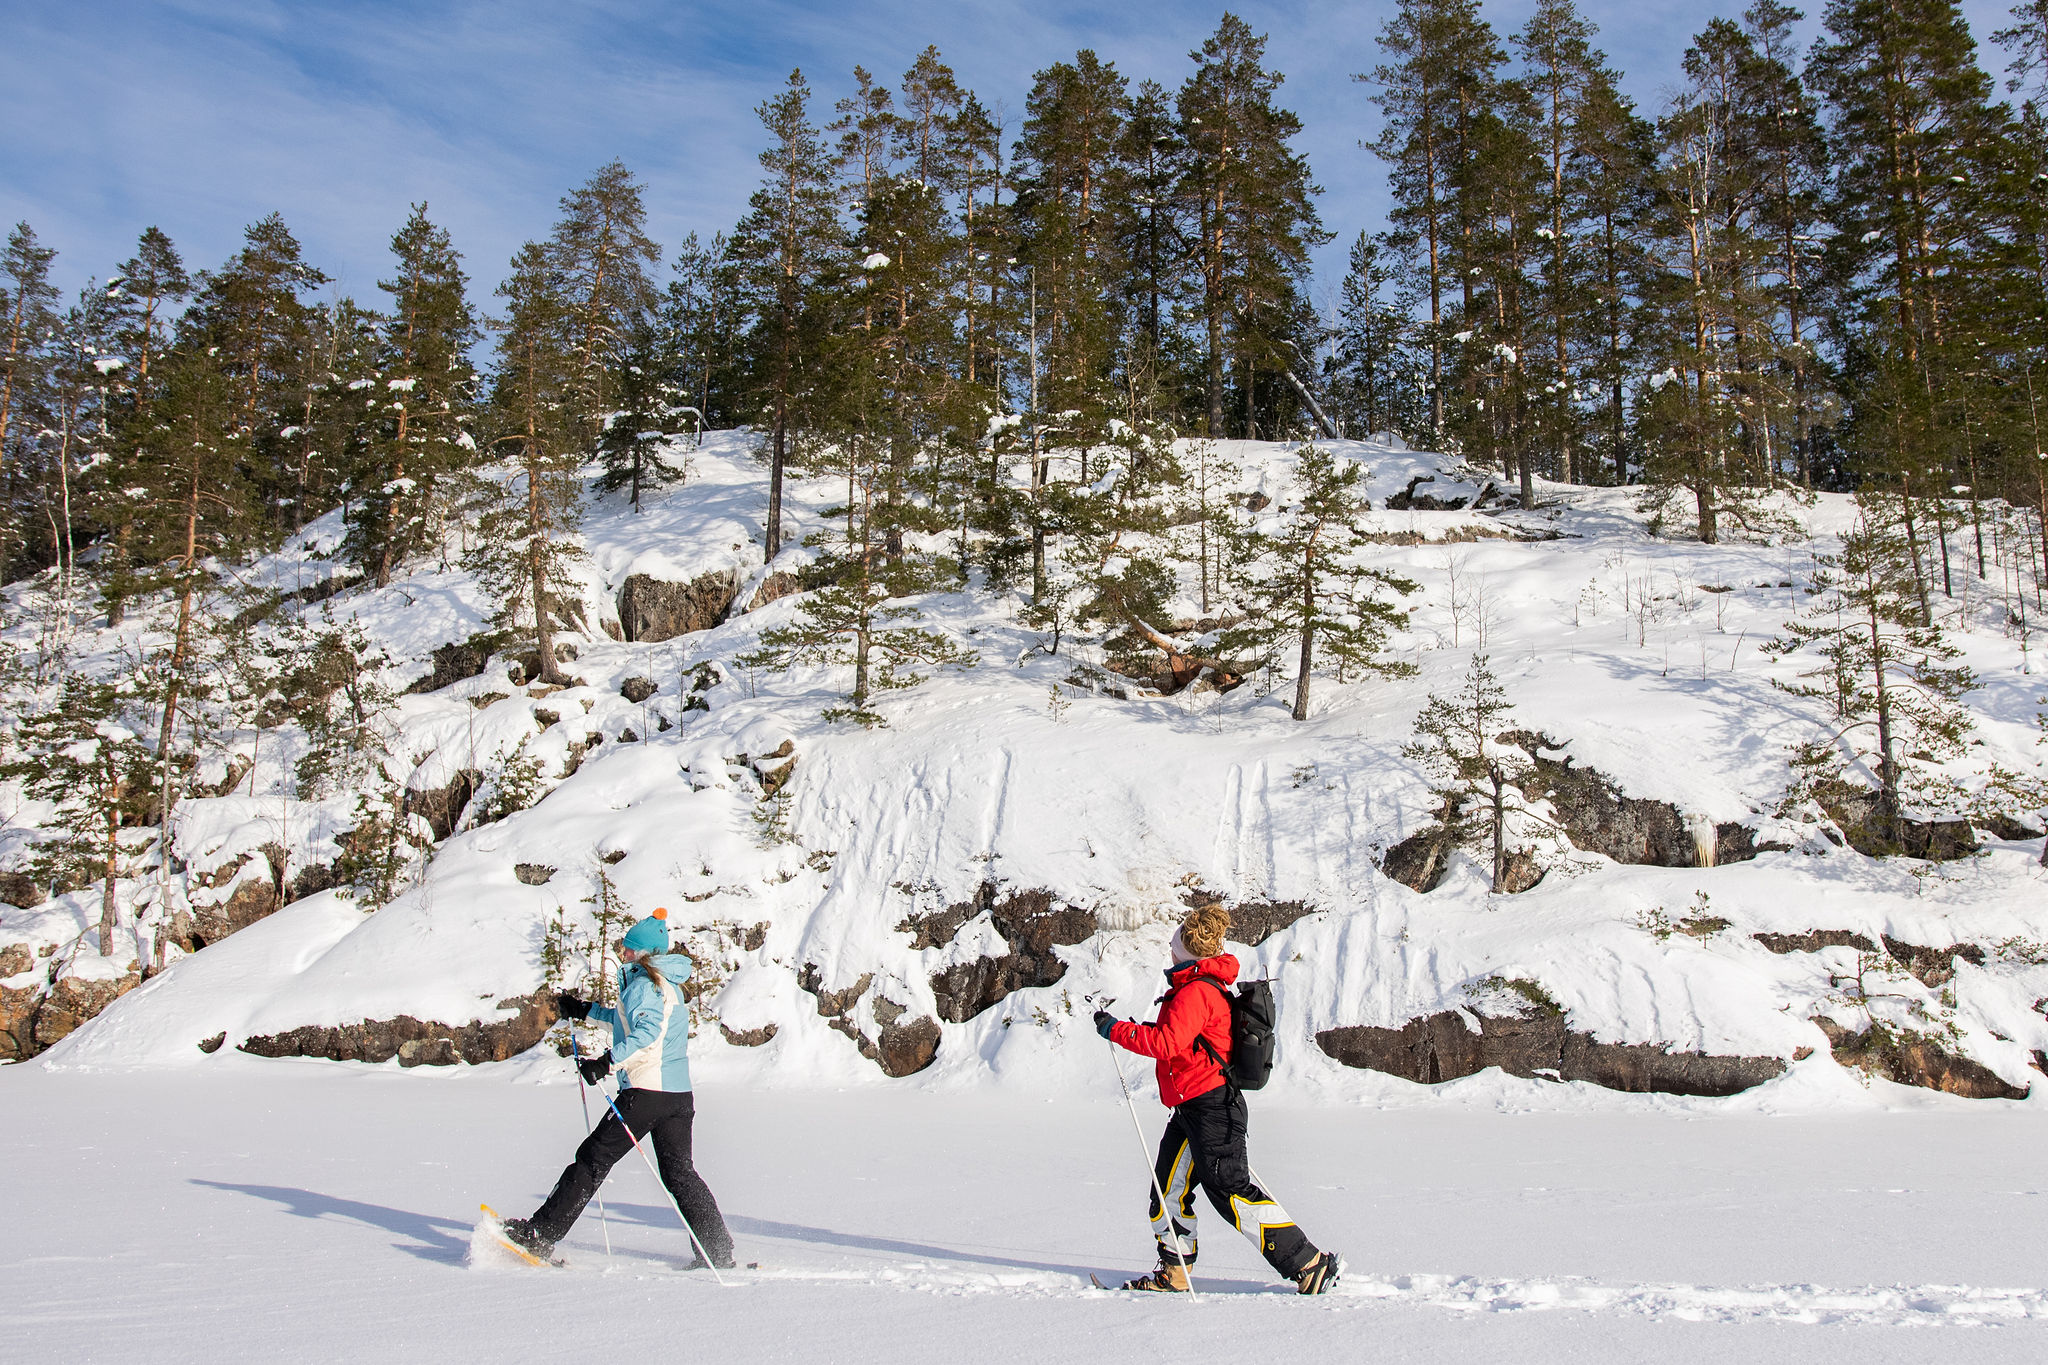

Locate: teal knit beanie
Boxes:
[621,906,671,955]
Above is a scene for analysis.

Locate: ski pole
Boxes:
[1107,1038,1198,1302]
[596,1083,729,1287]
[568,1031,614,1260]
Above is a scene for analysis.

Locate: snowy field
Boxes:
[5,1060,2048,1364]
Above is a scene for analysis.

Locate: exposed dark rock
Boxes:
[1818,785,1978,862]
[514,864,555,886]
[1814,1018,2027,1099]
[874,1011,941,1077]
[1499,848,1546,894]
[1317,1007,1787,1097]
[1751,929,1987,988]
[32,964,142,1049]
[1384,474,1470,511]
[797,965,873,1018]
[405,769,480,842]
[1981,813,2046,841]
[1880,936,1986,989]
[0,870,40,908]
[1380,827,1453,893]
[286,862,340,904]
[1754,929,1880,955]
[186,873,278,950]
[751,740,796,797]
[794,967,939,1076]
[1,980,43,1061]
[238,991,557,1065]
[620,676,658,704]
[1504,732,1720,867]
[719,1022,778,1047]
[0,943,33,979]
[748,571,803,613]
[618,570,741,643]
[911,885,1098,1024]
[198,1031,226,1054]
[403,634,502,696]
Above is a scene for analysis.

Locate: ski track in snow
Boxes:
[1339,1271,2048,1328]
[468,1234,2048,1330]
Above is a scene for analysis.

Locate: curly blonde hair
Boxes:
[1179,904,1232,960]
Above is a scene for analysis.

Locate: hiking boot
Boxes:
[500,1217,555,1260]
[1123,1259,1192,1292]
[1294,1250,1342,1296]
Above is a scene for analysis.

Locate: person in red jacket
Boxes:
[1093,904,1341,1295]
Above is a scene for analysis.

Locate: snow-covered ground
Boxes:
[10,431,2043,1100]
[4,1061,2047,1363]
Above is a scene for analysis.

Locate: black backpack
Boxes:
[1184,977,1278,1091]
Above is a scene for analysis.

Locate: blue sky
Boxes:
[0,0,2025,309]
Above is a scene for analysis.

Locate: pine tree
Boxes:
[1403,653,1529,891]
[128,340,256,830]
[738,435,976,725]
[1572,71,1658,483]
[596,319,691,510]
[733,70,841,560]
[1513,0,1616,487]
[32,284,123,638]
[549,162,661,445]
[473,242,584,687]
[1014,50,1129,444]
[1,673,154,956]
[100,227,191,623]
[1766,497,1979,840]
[0,222,60,570]
[1743,1,1831,488]
[1811,0,2014,510]
[349,204,477,587]
[1367,0,1506,440]
[1178,13,1328,439]
[952,92,1009,389]
[1114,79,1191,404]
[107,226,190,402]
[663,230,739,428]
[184,213,330,530]
[1327,231,1423,437]
[1217,446,1416,720]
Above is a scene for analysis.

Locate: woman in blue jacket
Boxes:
[503,908,734,1267]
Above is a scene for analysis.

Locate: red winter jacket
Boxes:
[1109,954,1236,1107]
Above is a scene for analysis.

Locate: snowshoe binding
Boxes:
[1294,1250,1342,1296]
[479,1204,561,1267]
[1120,1260,1192,1293]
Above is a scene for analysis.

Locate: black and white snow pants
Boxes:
[1148,1084,1317,1279]
[531,1087,734,1263]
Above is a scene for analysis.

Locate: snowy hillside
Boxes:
[5,431,2047,1113]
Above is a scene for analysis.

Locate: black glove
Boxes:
[1093,1010,1119,1040]
[555,991,592,1020]
[577,1050,612,1085]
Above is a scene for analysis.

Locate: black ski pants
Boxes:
[531,1087,733,1264]
[1148,1083,1317,1279]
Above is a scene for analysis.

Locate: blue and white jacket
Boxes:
[589,952,694,1092]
